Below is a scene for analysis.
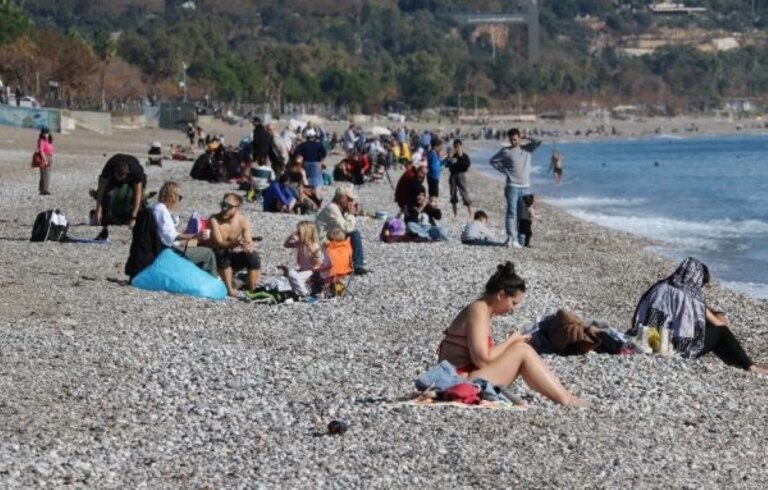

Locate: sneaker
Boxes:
[95,228,109,241]
[353,267,370,276]
[504,239,522,249]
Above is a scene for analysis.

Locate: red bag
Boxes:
[31,150,45,168]
[442,383,481,405]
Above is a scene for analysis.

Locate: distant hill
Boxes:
[3,0,768,113]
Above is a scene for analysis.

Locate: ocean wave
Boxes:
[545,196,645,208]
[564,211,768,251]
[719,280,768,299]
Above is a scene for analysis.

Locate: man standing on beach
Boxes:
[489,128,541,248]
[252,117,270,164]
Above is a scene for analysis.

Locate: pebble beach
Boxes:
[1,124,768,488]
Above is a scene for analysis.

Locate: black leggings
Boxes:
[695,322,753,370]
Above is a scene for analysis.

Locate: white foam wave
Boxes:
[719,281,768,299]
[564,211,768,251]
[654,134,686,140]
[545,196,645,208]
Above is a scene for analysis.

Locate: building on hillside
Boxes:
[450,0,540,63]
[648,2,706,15]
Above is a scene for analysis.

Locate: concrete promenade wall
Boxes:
[62,110,112,135]
[0,105,61,132]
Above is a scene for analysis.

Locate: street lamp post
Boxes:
[182,62,188,101]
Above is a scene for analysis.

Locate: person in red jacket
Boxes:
[394,162,426,212]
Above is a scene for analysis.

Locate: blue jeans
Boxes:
[406,222,449,241]
[346,230,364,269]
[504,185,527,244]
[303,161,323,188]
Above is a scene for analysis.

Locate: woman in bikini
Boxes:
[438,262,587,406]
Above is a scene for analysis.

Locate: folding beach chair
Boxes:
[325,238,354,297]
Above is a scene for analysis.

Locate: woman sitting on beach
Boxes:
[630,257,768,374]
[438,262,587,406]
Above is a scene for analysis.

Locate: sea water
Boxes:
[469,133,768,299]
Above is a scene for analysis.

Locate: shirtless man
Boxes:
[549,150,563,185]
[207,193,261,296]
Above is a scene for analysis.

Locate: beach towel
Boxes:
[630,257,707,358]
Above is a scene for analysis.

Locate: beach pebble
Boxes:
[0,130,767,487]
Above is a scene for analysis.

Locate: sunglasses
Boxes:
[220,201,238,210]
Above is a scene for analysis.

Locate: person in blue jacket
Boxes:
[263,174,296,213]
[426,138,443,198]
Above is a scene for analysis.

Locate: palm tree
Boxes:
[93,31,117,111]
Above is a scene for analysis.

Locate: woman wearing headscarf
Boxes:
[630,257,768,373]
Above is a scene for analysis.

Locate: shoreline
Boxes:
[1,124,768,486]
[463,135,768,301]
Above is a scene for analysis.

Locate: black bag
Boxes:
[190,154,216,182]
[30,209,69,242]
[124,208,164,280]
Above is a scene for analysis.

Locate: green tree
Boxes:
[0,0,34,46]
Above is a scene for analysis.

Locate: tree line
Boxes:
[1,0,768,113]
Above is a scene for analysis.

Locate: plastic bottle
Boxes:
[659,326,671,357]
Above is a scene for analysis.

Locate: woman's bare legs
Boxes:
[470,343,587,406]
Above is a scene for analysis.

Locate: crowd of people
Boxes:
[55,116,765,410]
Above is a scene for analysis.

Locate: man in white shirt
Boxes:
[315,184,369,275]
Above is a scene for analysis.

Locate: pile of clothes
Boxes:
[413,361,525,407]
[526,309,632,356]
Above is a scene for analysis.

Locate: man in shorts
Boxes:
[206,193,261,296]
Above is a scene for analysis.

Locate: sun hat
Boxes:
[334,184,358,201]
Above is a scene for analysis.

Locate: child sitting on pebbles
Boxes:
[281,221,330,297]
[461,210,505,247]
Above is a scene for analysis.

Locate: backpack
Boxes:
[30,209,69,242]
[190,154,217,182]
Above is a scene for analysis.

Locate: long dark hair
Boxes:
[38,128,52,144]
[485,261,526,297]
